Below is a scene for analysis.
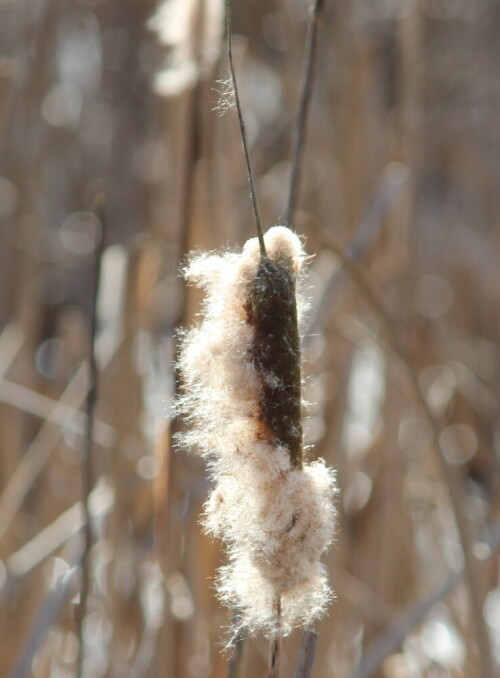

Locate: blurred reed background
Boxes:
[0,0,499,677]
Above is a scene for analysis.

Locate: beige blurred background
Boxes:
[0,1,499,677]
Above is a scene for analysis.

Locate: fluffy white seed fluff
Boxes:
[178,226,337,637]
[149,0,224,97]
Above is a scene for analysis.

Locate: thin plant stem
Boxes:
[0,378,114,446]
[227,623,246,678]
[268,596,282,678]
[76,195,106,678]
[285,0,327,227]
[294,630,318,678]
[319,228,495,678]
[4,487,114,595]
[225,0,266,257]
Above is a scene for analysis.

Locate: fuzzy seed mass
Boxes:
[177,226,337,637]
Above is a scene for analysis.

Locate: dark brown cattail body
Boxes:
[245,255,303,469]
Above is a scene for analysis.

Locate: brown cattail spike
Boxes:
[246,253,303,469]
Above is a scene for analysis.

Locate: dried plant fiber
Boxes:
[178,226,337,637]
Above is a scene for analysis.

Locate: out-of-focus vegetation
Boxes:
[0,1,499,677]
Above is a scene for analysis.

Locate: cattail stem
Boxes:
[294,630,318,678]
[76,194,106,678]
[227,623,246,678]
[225,0,266,257]
[268,596,282,678]
[285,0,326,227]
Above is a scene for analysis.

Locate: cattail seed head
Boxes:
[178,226,337,637]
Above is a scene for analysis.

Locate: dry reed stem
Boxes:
[285,0,327,227]
[0,379,114,447]
[225,0,265,256]
[294,630,318,678]
[268,597,282,678]
[319,228,495,678]
[76,196,106,678]
[227,623,247,678]
[5,485,114,585]
[7,503,83,580]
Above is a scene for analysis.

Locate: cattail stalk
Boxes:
[285,0,327,227]
[269,596,282,678]
[225,0,266,256]
[76,195,105,678]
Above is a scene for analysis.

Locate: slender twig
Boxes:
[285,0,327,227]
[294,630,318,678]
[269,596,282,678]
[76,195,106,678]
[0,378,115,447]
[269,636,281,678]
[225,0,266,256]
[319,229,495,678]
